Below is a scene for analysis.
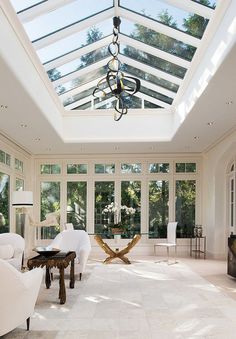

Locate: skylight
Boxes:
[10,0,216,112]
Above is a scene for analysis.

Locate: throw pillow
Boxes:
[0,244,14,259]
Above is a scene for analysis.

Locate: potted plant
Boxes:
[102,202,136,234]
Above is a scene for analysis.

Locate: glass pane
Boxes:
[121,163,141,174]
[123,64,179,93]
[94,181,115,236]
[52,47,109,89]
[40,164,61,174]
[67,182,87,230]
[95,164,115,174]
[39,21,113,64]
[175,180,196,237]
[120,19,196,61]
[120,0,208,38]
[10,0,44,13]
[59,67,107,94]
[5,154,11,167]
[121,181,141,236]
[176,163,185,172]
[120,44,187,79]
[149,163,169,173]
[67,164,87,174]
[23,0,113,41]
[40,181,60,239]
[144,100,161,108]
[0,151,5,163]
[15,178,24,191]
[191,0,217,9]
[149,180,169,238]
[140,85,173,105]
[0,172,9,233]
[186,163,196,172]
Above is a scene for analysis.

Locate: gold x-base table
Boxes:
[94,234,141,264]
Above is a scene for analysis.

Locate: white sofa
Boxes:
[0,233,25,270]
[50,230,91,280]
[0,259,43,336]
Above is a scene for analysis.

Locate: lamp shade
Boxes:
[12,191,33,207]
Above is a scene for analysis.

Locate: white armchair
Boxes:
[0,259,43,336]
[50,230,91,280]
[0,233,25,270]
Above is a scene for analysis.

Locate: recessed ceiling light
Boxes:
[0,104,8,109]
[226,100,233,105]
[34,137,41,142]
[194,136,199,140]
[20,123,27,128]
[207,121,214,126]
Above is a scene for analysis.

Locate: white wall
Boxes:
[203,130,236,259]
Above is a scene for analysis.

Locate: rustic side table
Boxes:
[27,251,76,304]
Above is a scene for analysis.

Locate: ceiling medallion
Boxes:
[93,16,140,121]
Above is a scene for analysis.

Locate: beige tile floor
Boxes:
[3,256,236,339]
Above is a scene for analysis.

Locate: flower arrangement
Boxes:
[102,202,136,230]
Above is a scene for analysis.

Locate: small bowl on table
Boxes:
[33,246,60,257]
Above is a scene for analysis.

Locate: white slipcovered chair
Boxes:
[154,222,178,264]
[0,259,43,336]
[0,233,25,270]
[50,230,91,280]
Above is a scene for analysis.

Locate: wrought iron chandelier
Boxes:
[93,16,141,121]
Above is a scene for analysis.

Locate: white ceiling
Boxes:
[0,0,235,155]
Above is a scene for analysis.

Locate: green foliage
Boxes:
[0,172,9,233]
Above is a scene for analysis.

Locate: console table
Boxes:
[94,234,141,264]
[27,251,76,304]
[190,236,206,259]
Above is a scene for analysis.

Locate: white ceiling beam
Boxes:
[52,57,110,87]
[120,34,190,69]
[94,96,116,109]
[33,7,114,50]
[44,35,112,71]
[120,55,182,85]
[119,7,200,48]
[18,0,77,23]
[162,0,213,19]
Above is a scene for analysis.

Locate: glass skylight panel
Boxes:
[38,21,113,64]
[120,45,187,79]
[191,0,217,9]
[120,0,209,39]
[120,19,196,61]
[23,0,113,42]
[47,47,109,82]
[10,0,44,13]
[57,67,107,94]
[140,86,173,105]
[63,86,97,107]
[122,64,179,93]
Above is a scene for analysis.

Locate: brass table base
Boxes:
[94,234,141,264]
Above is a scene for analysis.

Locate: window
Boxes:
[95,164,115,174]
[15,178,24,236]
[176,162,196,173]
[94,181,114,235]
[67,182,87,229]
[149,180,169,238]
[0,150,11,167]
[15,178,24,191]
[67,164,87,174]
[121,181,141,235]
[175,180,196,237]
[15,158,23,172]
[149,163,169,173]
[40,181,60,239]
[40,164,61,174]
[121,163,141,174]
[0,172,9,233]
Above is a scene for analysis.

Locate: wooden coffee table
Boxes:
[27,251,76,304]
